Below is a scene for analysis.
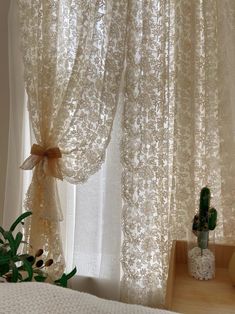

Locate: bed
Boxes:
[0,282,178,314]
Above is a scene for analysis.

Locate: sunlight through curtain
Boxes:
[121,0,235,306]
[7,0,235,307]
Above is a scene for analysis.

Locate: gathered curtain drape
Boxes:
[7,0,235,308]
[121,0,235,306]
[17,0,127,276]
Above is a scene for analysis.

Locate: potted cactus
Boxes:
[188,187,217,280]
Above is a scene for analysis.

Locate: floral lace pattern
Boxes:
[17,0,235,306]
[121,0,235,306]
[18,0,127,276]
[18,0,127,182]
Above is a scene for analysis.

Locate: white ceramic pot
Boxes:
[188,247,215,280]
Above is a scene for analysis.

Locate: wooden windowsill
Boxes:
[165,240,235,314]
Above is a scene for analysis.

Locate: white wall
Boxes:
[0,0,10,225]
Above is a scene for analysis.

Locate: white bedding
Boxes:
[0,282,178,314]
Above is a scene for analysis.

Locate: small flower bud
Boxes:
[26,255,35,264]
[36,259,44,268]
[35,249,43,257]
[45,259,53,267]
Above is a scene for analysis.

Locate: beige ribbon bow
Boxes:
[20,144,63,180]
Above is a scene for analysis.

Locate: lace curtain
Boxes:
[13,0,235,307]
[121,0,235,306]
[17,0,127,276]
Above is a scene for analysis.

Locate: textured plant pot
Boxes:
[188,247,215,280]
[228,251,235,285]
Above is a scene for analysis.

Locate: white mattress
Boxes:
[0,282,178,314]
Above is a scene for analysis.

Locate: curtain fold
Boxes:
[121,0,235,306]
[17,0,127,277]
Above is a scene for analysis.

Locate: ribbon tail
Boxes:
[20,155,41,170]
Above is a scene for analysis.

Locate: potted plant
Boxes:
[0,211,76,286]
[188,187,217,280]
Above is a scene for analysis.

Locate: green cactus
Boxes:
[208,208,217,230]
[192,187,217,251]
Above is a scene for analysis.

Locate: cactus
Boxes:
[192,187,217,251]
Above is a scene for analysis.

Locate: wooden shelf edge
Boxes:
[165,240,176,310]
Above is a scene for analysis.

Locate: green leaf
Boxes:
[0,226,6,239]
[65,267,77,280]
[61,274,68,287]
[34,275,47,282]
[10,211,32,232]
[22,259,33,281]
[54,268,77,287]
[14,232,23,252]
[0,246,7,255]
[4,232,16,255]
[11,263,19,282]
[0,255,10,265]
[55,273,67,287]
[12,255,21,263]
[0,263,9,276]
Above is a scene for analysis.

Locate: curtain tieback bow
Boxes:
[20,144,63,180]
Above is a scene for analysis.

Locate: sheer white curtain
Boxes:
[60,95,123,300]
[4,0,31,229]
[6,0,124,300]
